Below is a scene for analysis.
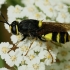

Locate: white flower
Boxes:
[27,57,45,70]
[44,50,56,65]
[62,0,70,4]
[22,5,38,17]
[0,0,6,4]
[0,0,6,8]
[21,0,35,6]
[26,50,37,61]
[7,5,24,23]
[17,38,33,55]
[54,3,68,12]
[46,63,62,70]
[41,5,57,19]
[35,0,51,8]
[5,49,23,67]
[49,0,59,6]
[10,33,23,44]
[62,42,70,48]
[38,50,56,65]
[0,67,9,70]
[45,6,57,19]
[31,40,47,53]
[28,12,46,20]
[18,45,29,55]
[35,0,57,19]
[4,23,11,33]
[18,65,27,70]
[59,61,70,70]
[0,42,13,59]
[20,55,32,65]
[57,47,70,61]
[17,38,33,47]
[38,50,48,59]
[56,11,70,23]
[50,0,70,5]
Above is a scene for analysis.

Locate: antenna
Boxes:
[0,11,10,25]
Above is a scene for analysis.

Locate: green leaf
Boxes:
[6,0,24,7]
[0,57,4,68]
[68,7,70,13]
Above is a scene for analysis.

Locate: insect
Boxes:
[1,12,70,63]
[0,12,70,44]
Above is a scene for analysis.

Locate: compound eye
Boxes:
[10,21,19,35]
[10,25,18,35]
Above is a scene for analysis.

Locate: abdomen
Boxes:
[42,32,70,43]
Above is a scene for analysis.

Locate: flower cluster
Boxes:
[0,0,70,70]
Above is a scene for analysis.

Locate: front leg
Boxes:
[15,35,27,45]
[21,35,27,41]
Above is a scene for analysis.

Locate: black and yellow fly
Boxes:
[0,13,70,44]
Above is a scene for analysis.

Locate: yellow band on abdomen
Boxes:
[42,33,52,41]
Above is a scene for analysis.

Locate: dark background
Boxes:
[0,4,11,43]
[0,4,12,68]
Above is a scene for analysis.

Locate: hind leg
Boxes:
[38,36,46,42]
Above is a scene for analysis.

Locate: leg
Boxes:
[46,41,54,63]
[15,35,27,45]
[51,41,63,47]
[24,38,36,56]
[38,36,46,42]
[46,41,62,63]
[21,35,27,41]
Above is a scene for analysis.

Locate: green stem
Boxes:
[14,66,18,70]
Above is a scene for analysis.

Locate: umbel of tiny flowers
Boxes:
[0,0,70,70]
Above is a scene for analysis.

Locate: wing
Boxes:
[37,22,70,35]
